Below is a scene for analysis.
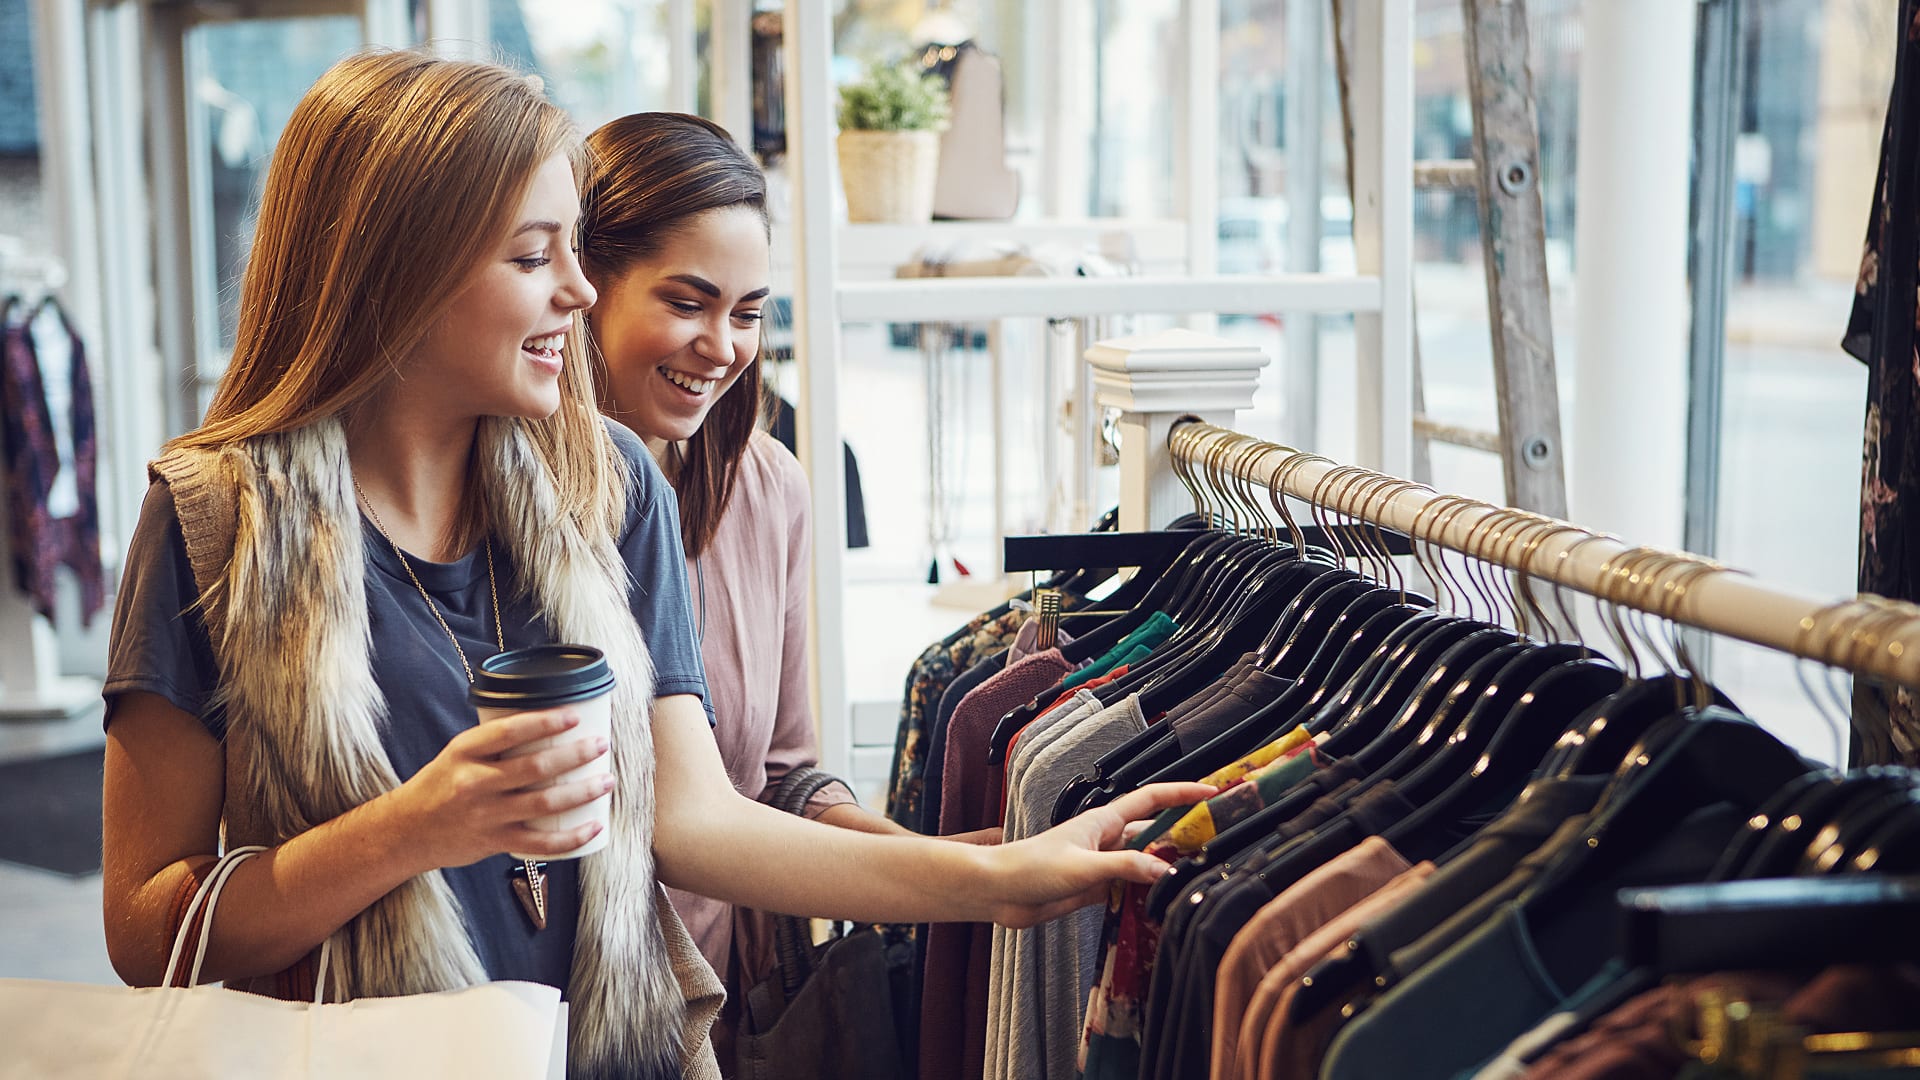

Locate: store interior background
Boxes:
[0,0,1889,984]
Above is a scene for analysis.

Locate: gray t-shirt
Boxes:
[103,420,710,993]
[991,693,1149,1080]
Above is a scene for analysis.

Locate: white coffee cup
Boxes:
[470,645,618,860]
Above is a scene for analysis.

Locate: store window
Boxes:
[187,15,364,375]
[1705,0,1886,764]
[0,0,43,252]
[495,0,672,133]
[1090,0,1179,220]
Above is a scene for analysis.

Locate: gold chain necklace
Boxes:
[351,477,550,932]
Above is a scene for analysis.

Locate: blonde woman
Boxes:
[99,51,1202,1080]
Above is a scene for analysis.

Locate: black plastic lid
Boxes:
[468,644,616,709]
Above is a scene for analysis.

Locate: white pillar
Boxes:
[1180,0,1220,335]
[420,0,490,58]
[1088,328,1269,531]
[1349,0,1414,479]
[664,0,698,114]
[706,0,755,143]
[1571,0,1695,548]
[783,1,850,778]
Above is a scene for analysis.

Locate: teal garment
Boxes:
[1060,611,1178,691]
[1080,1031,1140,1080]
[1322,903,1566,1080]
[1448,962,1629,1080]
[1108,643,1154,674]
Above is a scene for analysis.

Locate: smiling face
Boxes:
[409,152,598,422]
[589,205,770,455]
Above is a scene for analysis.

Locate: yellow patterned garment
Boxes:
[1137,725,1313,851]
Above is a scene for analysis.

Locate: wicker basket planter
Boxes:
[837,129,941,224]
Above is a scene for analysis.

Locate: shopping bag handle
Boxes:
[158,846,333,1003]
[767,768,853,999]
[161,845,265,989]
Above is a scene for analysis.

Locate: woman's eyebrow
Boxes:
[663,275,773,303]
[513,219,564,237]
[664,273,721,298]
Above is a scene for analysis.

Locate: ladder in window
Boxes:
[1333,0,1568,515]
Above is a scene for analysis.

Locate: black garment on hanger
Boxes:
[771,393,868,548]
[1843,0,1920,765]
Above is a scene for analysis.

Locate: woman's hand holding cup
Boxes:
[385,645,620,870]
[389,707,614,871]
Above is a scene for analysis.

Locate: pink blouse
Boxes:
[664,430,856,987]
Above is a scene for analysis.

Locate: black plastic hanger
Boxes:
[1100,552,1322,706]
[1054,517,1220,619]
[1547,675,1739,781]
[1848,799,1920,873]
[1305,619,1498,761]
[1381,643,1567,802]
[1135,616,1494,802]
[1125,562,1323,720]
[1056,532,1239,664]
[1382,650,1621,863]
[1254,575,1382,674]
[978,533,1250,765]
[1240,603,1441,740]
[1520,709,1816,919]
[1706,771,1842,882]
[1798,777,1920,875]
[1160,625,1518,905]
[1066,569,1384,809]
[1172,630,1527,887]
[1722,769,1883,880]
[1058,595,1425,823]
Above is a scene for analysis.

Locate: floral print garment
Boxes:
[1843,0,1920,765]
[1078,726,1318,1078]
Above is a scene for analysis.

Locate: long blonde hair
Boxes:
[172,49,623,542]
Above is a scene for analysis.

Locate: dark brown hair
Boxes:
[581,112,770,559]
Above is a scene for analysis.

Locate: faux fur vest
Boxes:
[149,417,722,1080]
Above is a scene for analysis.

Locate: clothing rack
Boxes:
[1095,328,1920,698]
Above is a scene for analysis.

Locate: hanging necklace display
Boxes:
[353,478,550,932]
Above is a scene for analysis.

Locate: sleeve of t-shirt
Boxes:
[609,421,715,725]
[102,481,226,739]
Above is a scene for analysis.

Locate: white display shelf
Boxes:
[835,273,1383,324]
[770,217,1191,284]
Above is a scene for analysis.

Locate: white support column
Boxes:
[420,0,490,57]
[360,0,414,47]
[1571,0,1694,548]
[1088,328,1269,531]
[706,0,755,142]
[1180,0,1220,334]
[783,0,850,777]
[1042,0,1094,217]
[88,2,162,539]
[143,4,199,437]
[1283,0,1325,449]
[1348,0,1413,477]
[665,0,698,115]
[7,0,105,718]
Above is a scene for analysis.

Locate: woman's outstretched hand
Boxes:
[983,782,1216,928]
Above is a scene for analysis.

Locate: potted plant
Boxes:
[836,61,950,223]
